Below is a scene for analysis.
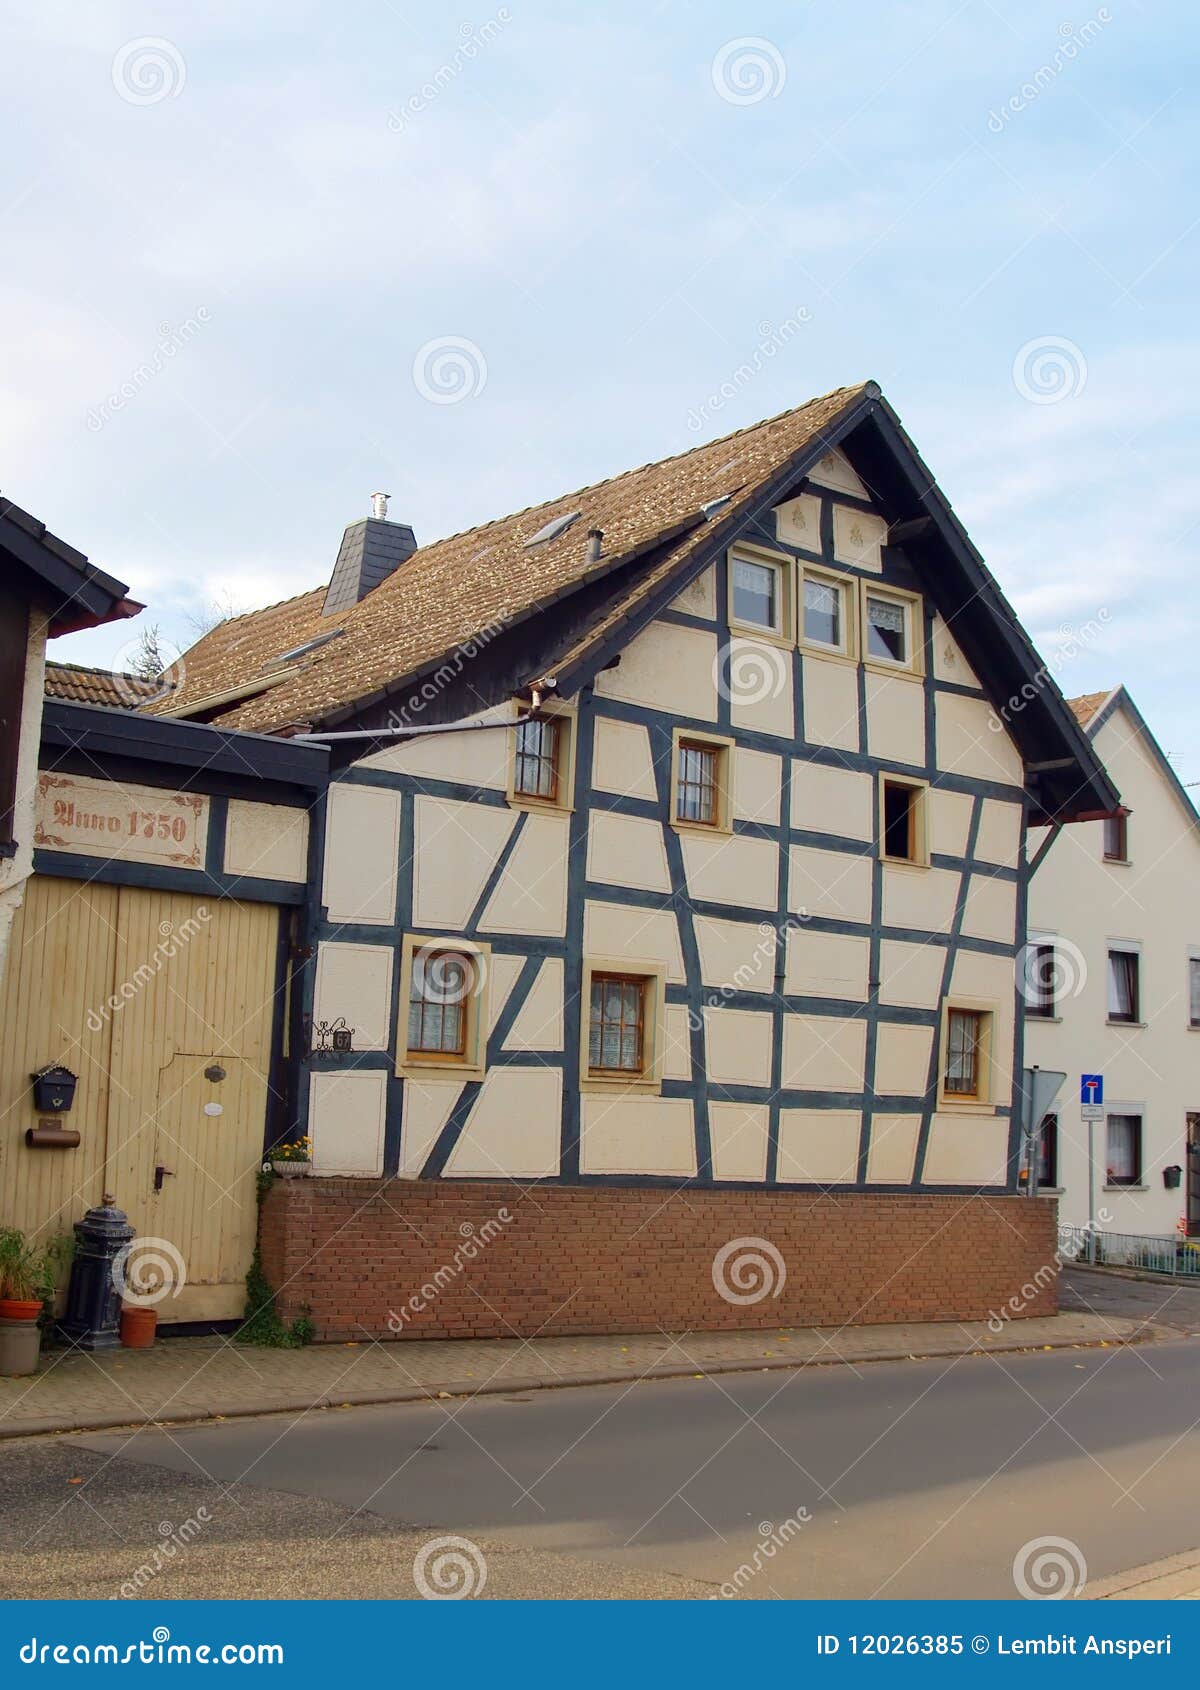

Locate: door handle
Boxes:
[154,1164,175,1193]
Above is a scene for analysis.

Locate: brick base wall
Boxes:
[260,1181,1059,1341]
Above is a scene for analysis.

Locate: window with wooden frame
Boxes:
[396,934,490,1077]
[727,545,792,643]
[799,565,854,659]
[879,776,927,865]
[670,730,732,833]
[1107,946,1140,1024]
[509,705,573,811]
[1103,812,1128,862]
[940,1005,992,1105]
[580,957,666,1092]
[860,583,923,676]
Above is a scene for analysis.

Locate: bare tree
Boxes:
[184,591,240,640]
[126,622,169,681]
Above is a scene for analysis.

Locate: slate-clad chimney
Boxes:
[322,495,417,616]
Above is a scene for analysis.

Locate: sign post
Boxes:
[1081,1075,1104,1261]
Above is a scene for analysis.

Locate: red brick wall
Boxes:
[260,1180,1059,1341]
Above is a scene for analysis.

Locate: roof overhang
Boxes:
[0,500,141,634]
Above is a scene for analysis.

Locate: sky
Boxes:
[4,0,1198,782]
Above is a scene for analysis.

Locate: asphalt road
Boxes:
[67,1324,1200,1599]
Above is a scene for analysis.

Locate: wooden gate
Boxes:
[0,876,280,1321]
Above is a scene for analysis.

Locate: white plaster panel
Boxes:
[480,811,569,936]
[312,941,393,1053]
[806,448,868,498]
[398,1078,462,1178]
[802,656,859,752]
[961,874,1017,945]
[594,621,718,721]
[728,637,794,740]
[586,810,670,893]
[879,939,946,1009]
[882,863,960,934]
[694,914,776,994]
[681,829,778,911]
[777,1109,862,1183]
[358,704,513,787]
[864,670,925,767]
[832,505,886,573]
[410,795,514,929]
[788,845,872,924]
[785,929,870,1001]
[661,1004,693,1081]
[322,782,402,926]
[927,787,973,858]
[580,1094,697,1176]
[931,616,982,689]
[486,953,526,1035]
[791,759,873,841]
[444,1067,562,1178]
[709,1102,770,1183]
[309,1070,387,1177]
[922,1115,1010,1185]
[976,799,1023,869]
[585,900,685,983]
[224,799,309,883]
[504,958,564,1051]
[732,747,782,825]
[671,564,716,618]
[591,717,658,802]
[866,1114,922,1184]
[774,491,823,551]
[781,1014,867,1091]
[874,1022,934,1097]
[936,693,1023,785]
[703,1008,773,1087]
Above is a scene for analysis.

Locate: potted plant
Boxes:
[268,1136,312,1179]
[0,1229,72,1377]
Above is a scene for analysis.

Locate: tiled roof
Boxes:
[44,661,164,708]
[161,383,872,732]
[1066,690,1114,730]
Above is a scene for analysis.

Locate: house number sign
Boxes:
[35,773,209,869]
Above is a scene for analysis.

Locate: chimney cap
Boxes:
[371,492,391,521]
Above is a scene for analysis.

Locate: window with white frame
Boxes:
[1106,1113,1142,1186]
[1107,947,1140,1024]
[1189,954,1200,1029]
[1023,941,1057,1018]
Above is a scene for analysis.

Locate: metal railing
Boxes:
[1059,1225,1200,1278]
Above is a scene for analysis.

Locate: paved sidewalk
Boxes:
[0,1311,1153,1441]
[1091,1550,1200,1600]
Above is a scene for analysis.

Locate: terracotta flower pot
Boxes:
[0,1298,42,1323]
[120,1305,158,1348]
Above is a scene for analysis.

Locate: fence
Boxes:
[1059,1225,1200,1278]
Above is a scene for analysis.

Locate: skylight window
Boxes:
[263,629,344,670]
[523,511,582,548]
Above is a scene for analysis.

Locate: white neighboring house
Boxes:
[1025,687,1200,1241]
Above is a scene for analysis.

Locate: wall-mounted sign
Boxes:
[35,773,209,869]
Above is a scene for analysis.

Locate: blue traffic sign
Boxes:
[1081,1073,1104,1106]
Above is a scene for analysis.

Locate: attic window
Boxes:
[264,630,344,670]
[524,511,582,549]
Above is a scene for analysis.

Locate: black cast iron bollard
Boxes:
[59,1194,135,1351]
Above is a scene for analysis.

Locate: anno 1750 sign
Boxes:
[35,773,210,869]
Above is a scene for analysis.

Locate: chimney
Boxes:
[323,496,417,616]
